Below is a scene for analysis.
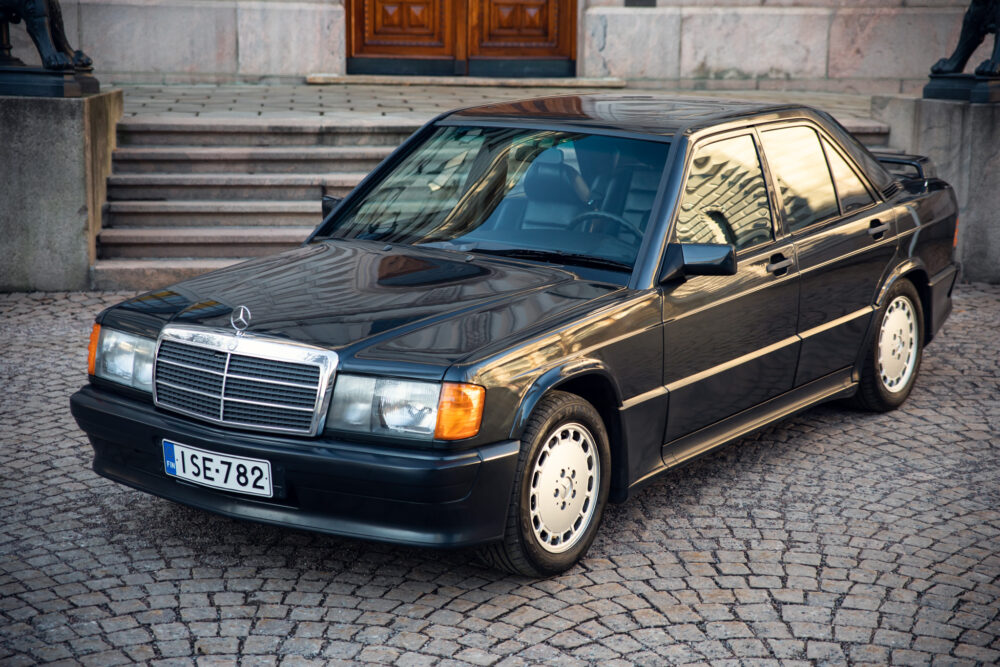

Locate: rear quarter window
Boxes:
[822,138,875,214]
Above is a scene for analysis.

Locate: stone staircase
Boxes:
[93,118,417,290]
[93,115,890,291]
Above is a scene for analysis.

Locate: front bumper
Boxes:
[70,385,520,548]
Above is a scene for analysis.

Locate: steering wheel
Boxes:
[569,211,644,245]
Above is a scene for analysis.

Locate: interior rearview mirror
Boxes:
[659,243,738,283]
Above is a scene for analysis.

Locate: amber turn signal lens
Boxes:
[87,323,101,376]
[435,382,485,441]
[953,215,959,248]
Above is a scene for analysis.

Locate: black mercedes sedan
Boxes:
[71,96,958,576]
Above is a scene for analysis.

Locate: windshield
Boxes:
[316,125,670,271]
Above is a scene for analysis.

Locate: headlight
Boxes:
[326,374,484,441]
[88,324,155,393]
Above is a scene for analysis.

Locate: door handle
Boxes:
[867,219,890,240]
[765,255,794,276]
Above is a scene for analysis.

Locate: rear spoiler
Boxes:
[872,151,937,180]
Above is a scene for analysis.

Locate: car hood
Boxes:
[106,240,623,371]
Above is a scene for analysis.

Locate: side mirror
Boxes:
[659,243,737,284]
[322,195,343,221]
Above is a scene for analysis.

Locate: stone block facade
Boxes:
[9,0,344,83]
[5,0,992,89]
[581,1,993,93]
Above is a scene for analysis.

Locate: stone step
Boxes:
[97,227,313,259]
[106,173,365,201]
[841,117,890,148]
[306,73,627,87]
[117,117,419,147]
[104,200,321,227]
[112,145,394,174]
[92,258,241,291]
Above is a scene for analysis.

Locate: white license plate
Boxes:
[163,440,272,498]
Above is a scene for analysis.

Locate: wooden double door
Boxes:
[347,0,576,76]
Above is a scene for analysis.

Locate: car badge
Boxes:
[230,305,252,335]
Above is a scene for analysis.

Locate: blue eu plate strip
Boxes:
[163,440,177,476]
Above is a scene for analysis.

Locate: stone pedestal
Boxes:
[924,74,1000,104]
[872,96,1000,284]
[0,89,122,291]
[0,66,84,97]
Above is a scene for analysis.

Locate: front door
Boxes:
[660,132,800,455]
[347,0,576,76]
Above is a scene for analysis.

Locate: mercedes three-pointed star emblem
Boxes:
[230,305,252,334]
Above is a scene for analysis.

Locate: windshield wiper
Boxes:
[471,248,632,272]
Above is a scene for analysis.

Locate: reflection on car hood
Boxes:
[108,240,623,368]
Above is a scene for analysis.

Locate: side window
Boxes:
[822,138,875,214]
[675,135,774,251]
[760,126,840,232]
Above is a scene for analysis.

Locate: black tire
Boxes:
[478,391,611,577]
[852,278,924,412]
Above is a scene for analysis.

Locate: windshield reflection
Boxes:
[317,126,670,271]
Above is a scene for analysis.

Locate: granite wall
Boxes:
[581,2,995,93]
[0,90,122,291]
[8,0,345,83]
[6,0,994,89]
[872,97,1000,284]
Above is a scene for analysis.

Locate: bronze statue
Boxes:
[0,0,91,70]
[931,0,1000,77]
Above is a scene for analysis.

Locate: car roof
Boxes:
[443,94,804,138]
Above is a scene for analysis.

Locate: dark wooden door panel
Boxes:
[348,0,574,68]
[470,0,573,58]
[350,0,458,58]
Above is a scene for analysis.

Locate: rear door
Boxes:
[660,131,800,451]
[758,123,898,386]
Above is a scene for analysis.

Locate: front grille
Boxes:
[153,333,336,436]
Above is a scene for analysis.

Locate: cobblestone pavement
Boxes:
[2,284,999,666]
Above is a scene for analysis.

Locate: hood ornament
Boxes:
[230,305,252,335]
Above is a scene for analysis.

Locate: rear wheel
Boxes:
[852,279,924,411]
[479,391,610,576]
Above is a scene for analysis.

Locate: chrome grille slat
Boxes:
[157,378,224,400]
[156,384,221,416]
[228,356,320,384]
[156,364,225,394]
[224,377,317,408]
[224,373,318,391]
[158,340,227,371]
[221,396,316,413]
[223,402,314,430]
[157,358,225,377]
[153,327,338,436]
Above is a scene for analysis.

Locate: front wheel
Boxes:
[852,279,924,411]
[479,391,611,576]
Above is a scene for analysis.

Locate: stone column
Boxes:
[0,89,122,290]
[872,96,1000,284]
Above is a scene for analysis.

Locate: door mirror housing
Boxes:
[659,243,738,284]
[322,195,343,221]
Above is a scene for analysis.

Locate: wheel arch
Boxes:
[510,363,629,503]
[876,260,934,344]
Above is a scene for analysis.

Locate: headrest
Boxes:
[523,148,590,206]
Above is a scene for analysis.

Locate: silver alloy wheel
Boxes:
[877,295,918,392]
[528,422,599,554]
